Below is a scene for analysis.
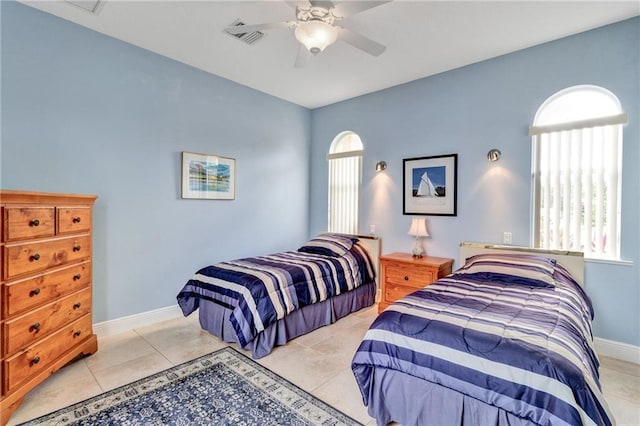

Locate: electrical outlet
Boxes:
[503,232,512,244]
[369,224,376,235]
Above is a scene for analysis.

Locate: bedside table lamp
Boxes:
[408,218,429,258]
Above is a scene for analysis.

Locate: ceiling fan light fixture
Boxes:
[294,20,337,55]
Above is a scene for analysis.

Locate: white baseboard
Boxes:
[594,337,640,365]
[92,305,639,366]
[93,305,184,338]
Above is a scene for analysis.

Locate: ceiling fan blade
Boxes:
[336,27,386,56]
[332,1,391,19]
[284,1,305,9]
[224,21,296,35]
[309,0,335,9]
[294,45,312,68]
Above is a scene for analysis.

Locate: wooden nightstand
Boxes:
[378,252,454,313]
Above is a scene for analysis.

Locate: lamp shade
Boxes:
[294,20,338,55]
[408,218,429,237]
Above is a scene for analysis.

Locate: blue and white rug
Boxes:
[20,347,362,425]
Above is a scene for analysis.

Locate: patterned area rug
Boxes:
[20,347,362,425]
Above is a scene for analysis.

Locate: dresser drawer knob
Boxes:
[73,302,82,310]
[30,253,41,261]
[30,219,40,227]
[31,287,41,296]
[30,322,41,332]
[73,217,82,223]
[73,330,82,337]
[404,276,409,281]
[73,245,81,252]
[73,274,82,281]
[30,356,41,366]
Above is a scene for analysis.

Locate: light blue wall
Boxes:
[1,2,311,322]
[309,17,640,346]
[2,2,638,346]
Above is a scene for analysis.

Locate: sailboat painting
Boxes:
[413,167,446,197]
[181,152,236,200]
[403,154,457,216]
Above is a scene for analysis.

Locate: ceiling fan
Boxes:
[224,1,391,67]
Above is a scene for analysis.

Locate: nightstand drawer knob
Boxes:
[404,276,409,281]
[73,274,82,281]
[30,322,40,332]
[73,330,82,337]
[73,245,81,252]
[31,253,40,261]
[73,217,82,223]
[73,302,82,309]
[31,287,41,296]
[30,219,40,227]
[30,356,41,366]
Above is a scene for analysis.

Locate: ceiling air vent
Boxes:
[224,19,265,45]
[65,0,104,14]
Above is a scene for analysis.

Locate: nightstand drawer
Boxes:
[384,263,434,288]
[384,282,422,303]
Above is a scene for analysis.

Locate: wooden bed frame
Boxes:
[459,242,584,285]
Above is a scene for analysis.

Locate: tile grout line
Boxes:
[131,327,177,366]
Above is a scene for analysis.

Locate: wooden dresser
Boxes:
[0,190,98,424]
[378,252,454,313]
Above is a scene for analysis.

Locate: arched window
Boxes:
[327,131,363,234]
[530,85,627,259]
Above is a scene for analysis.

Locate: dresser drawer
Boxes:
[2,262,91,319]
[57,207,92,235]
[3,208,55,242]
[3,235,91,280]
[3,287,92,356]
[384,262,435,288]
[3,314,93,394]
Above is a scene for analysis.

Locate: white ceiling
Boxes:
[21,1,640,109]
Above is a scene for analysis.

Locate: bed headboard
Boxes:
[352,234,381,286]
[459,242,585,286]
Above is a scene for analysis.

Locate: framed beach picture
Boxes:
[403,154,457,216]
[181,151,236,200]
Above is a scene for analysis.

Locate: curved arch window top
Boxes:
[531,85,627,135]
[327,131,364,159]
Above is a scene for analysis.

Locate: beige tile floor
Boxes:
[7,305,640,426]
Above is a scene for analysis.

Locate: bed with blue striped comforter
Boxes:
[177,243,374,350]
[352,263,613,426]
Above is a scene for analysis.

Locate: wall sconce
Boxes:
[375,161,387,172]
[487,149,501,162]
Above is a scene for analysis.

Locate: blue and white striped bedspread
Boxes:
[352,267,614,426]
[177,244,374,348]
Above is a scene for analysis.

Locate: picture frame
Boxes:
[181,151,236,200]
[403,153,457,216]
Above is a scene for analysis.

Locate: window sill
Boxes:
[585,258,634,267]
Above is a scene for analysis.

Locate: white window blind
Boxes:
[530,86,626,260]
[327,132,363,234]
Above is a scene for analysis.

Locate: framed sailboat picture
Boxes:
[181,151,236,200]
[403,154,457,216]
